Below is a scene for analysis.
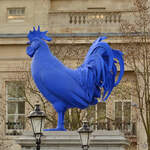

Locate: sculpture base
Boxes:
[43,128,66,131]
[16,130,129,150]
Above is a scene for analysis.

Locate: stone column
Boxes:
[16,130,129,150]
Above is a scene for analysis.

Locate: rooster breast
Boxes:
[31,53,90,111]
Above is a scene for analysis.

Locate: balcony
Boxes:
[6,122,25,135]
[91,121,137,137]
[69,12,121,25]
[48,10,132,34]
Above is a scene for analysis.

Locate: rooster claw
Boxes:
[43,128,66,131]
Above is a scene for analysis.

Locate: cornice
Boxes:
[0,32,150,45]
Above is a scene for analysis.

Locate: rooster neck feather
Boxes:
[31,40,53,64]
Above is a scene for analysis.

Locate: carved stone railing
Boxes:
[69,12,121,25]
[91,121,137,136]
[48,10,131,33]
[6,122,24,135]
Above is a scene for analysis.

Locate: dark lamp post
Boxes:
[28,104,46,150]
[78,121,93,150]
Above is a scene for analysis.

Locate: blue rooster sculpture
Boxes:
[26,26,124,131]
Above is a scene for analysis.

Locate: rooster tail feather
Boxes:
[102,62,117,101]
[102,50,124,101]
[102,66,111,101]
[112,49,124,86]
[99,56,106,87]
[87,54,106,88]
[93,36,107,45]
[82,36,124,102]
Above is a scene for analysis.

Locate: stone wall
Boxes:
[16,130,129,150]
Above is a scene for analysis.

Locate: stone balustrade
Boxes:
[69,12,121,25]
[48,10,131,33]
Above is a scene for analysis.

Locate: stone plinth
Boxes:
[16,130,129,150]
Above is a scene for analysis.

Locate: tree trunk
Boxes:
[148,138,150,150]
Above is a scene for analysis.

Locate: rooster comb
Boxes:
[27,26,52,42]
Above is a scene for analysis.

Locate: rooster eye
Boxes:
[30,41,40,50]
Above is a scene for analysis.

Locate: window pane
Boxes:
[7,82,17,98]
[6,81,25,132]
[8,115,15,123]
[17,83,25,98]
[115,102,122,121]
[7,115,25,129]
[97,102,106,121]
[97,102,106,130]
[18,101,25,114]
[87,105,95,129]
[8,8,25,16]
[16,9,20,15]
[21,9,25,14]
[6,81,25,99]
[64,109,70,129]
[7,115,18,129]
[8,102,17,114]
[70,108,82,130]
[114,101,131,131]
[87,105,95,121]
[115,102,122,130]
[18,115,25,129]
[124,102,131,123]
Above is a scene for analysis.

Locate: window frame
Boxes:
[86,102,107,130]
[5,81,25,135]
[95,102,107,130]
[114,100,132,122]
[114,100,133,133]
[7,7,26,22]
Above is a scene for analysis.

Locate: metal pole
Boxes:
[36,137,41,150]
[82,145,89,150]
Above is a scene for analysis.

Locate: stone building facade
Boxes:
[0,0,149,150]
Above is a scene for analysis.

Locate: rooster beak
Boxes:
[43,35,52,42]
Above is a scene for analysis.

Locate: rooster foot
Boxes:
[43,128,66,131]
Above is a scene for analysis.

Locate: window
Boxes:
[65,108,82,130]
[87,102,106,130]
[97,102,106,130]
[6,81,25,135]
[7,8,25,21]
[64,102,106,130]
[87,105,96,129]
[115,101,131,131]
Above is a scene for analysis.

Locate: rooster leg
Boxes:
[44,111,66,131]
[57,111,66,130]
